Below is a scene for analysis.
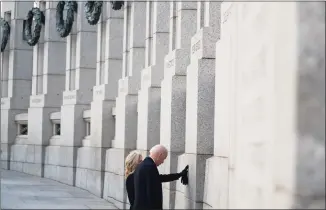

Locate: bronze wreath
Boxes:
[56,1,78,38]
[85,1,103,25]
[110,1,124,11]
[0,18,10,52]
[23,7,45,46]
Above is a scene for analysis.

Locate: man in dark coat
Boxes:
[132,145,188,210]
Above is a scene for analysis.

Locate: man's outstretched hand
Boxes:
[180,165,189,185]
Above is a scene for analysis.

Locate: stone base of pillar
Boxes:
[43,98,90,185]
[160,151,181,209]
[1,143,11,170]
[44,159,75,185]
[44,145,77,185]
[9,144,45,176]
[203,156,229,209]
[175,153,212,209]
[1,104,28,170]
[75,147,106,197]
[103,148,132,209]
[21,105,60,177]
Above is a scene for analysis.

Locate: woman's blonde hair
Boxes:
[125,150,142,178]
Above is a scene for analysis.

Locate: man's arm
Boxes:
[159,173,181,182]
[159,165,189,183]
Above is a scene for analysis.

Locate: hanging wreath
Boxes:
[56,1,78,38]
[110,1,124,11]
[85,1,103,25]
[0,18,10,52]
[23,7,45,46]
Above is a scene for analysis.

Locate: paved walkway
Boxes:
[1,170,117,209]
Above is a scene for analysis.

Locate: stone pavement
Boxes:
[0,170,117,209]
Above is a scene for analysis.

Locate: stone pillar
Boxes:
[159,2,198,209]
[17,1,66,177]
[45,1,97,185]
[209,2,325,209]
[0,1,33,170]
[136,1,170,155]
[76,2,124,198]
[105,2,146,209]
[175,1,221,209]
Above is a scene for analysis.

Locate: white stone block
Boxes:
[76,32,97,69]
[77,147,105,171]
[106,18,124,59]
[9,80,32,99]
[76,168,88,189]
[153,2,170,33]
[1,143,10,161]
[11,144,27,162]
[9,49,33,79]
[10,161,23,172]
[152,32,169,65]
[129,2,146,48]
[22,162,42,177]
[214,40,231,158]
[86,169,104,197]
[75,68,97,92]
[43,41,66,75]
[203,156,229,209]
[103,172,127,209]
[44,164,58,180]
[105,148,128,175]
[56,165,75,185]
[175,153,211,208]
[45,146,60,165]
[43,75,65,96]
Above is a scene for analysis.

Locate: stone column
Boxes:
[136,1,170,155]
[159,2,198,209]
[209,2,325,209]
[105,2,146,209]
[45,2,97,185]
[76,2,124,198]
[0,1,33,171]
[17,1,66,177]
[175,1,221,209]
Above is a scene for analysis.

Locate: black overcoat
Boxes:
[130,157,180,210]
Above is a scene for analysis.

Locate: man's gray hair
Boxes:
[150,144,168,155]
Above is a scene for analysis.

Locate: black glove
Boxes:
[180,165,189,185]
